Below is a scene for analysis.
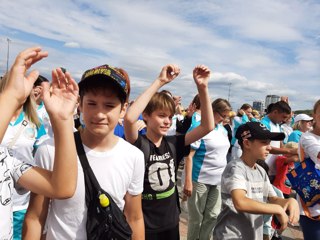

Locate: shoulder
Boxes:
[223,160,246,178]
[118,138,144,157]
[301,131,319,143]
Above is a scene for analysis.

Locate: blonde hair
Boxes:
[143,92,175,116]
[0,74,40,127]
[292,121,302,131]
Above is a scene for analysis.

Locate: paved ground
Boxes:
[177,167,304,240]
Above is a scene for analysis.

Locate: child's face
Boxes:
[274,111,291,124]
[143,108,173,136]
[246,139,272,160]
[79,90,126,137]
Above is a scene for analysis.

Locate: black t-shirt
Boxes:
[135,134,189,232]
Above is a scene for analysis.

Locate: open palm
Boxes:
[42,68,79,121]
[5,47,48,104]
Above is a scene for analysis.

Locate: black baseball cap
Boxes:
[236,122,285,142]
[79,64,129,103]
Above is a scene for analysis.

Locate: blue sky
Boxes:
[0,0,319,111]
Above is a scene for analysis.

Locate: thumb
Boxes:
[25,70,39,86]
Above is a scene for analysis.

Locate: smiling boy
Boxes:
[23,65,145,240]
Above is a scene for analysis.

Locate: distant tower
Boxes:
[252,101,264,114]
[265,95,280,111]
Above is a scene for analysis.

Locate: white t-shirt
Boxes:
[190,124,229,185]
[261,116,282,176]
[35,137,145,240]
[2,112,45,211]
[0,146,32,239]
[298,131,320,217]
[37,102,53,137]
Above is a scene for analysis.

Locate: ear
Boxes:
[142,112,149,122]
[120,102,128,118]
[242,139,251,150]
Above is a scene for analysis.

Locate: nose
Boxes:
[266,145,272,151]
[164,117,171,125]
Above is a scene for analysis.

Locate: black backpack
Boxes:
[74,132,132,240]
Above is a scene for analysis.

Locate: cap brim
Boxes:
[258,132,285,141]
[79,75,127,102]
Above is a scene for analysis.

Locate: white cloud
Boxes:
[0,0,319,110]
[64,42,80,48]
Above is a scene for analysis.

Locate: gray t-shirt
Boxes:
[213,158,276,240]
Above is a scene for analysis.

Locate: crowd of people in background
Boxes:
[1,47,319,240]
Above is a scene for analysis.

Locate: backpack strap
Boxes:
[74,131,102,200]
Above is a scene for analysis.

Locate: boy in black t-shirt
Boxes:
[124,64,214,239]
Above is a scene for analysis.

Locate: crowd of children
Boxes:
[1,46,319,240]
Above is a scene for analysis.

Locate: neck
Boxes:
[80,129,119,151]
[240,152,256,168]
[11,107,23,122]
[146,130,163,147]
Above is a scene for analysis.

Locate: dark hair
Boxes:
[269,101,291,114]
[237,103,252,117]
[34,75,49,87]
[192,94,201,110]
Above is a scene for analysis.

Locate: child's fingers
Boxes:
[41,81,51,103]
[51,69,59,89]
[25,70,40,86]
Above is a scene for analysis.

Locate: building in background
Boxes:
[265,95,280,112]
[252,101,264,114]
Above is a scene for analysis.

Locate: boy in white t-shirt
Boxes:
[23,64,145,240]
[0,47,79,240]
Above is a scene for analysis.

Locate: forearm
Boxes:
[184,153,193,184]
[129,218,145,240]
[22,194,49,240]
[0,93,21,142]
[50,118,77,198]
[233,195,284,215]
[198,85,214,132]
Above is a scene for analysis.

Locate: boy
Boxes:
[23,65,145,239]
[0,47,79,239]
[261,101,297,181]
[213,122,299,239]
[124,64,214,239]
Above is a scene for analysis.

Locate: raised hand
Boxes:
[42,68,79,122]
[5,47,48,105]
[157,64,180,85]
[193,65,210,88]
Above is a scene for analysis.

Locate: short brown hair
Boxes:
[143,92,175,116]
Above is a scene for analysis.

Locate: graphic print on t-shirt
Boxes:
[147,150,175,192]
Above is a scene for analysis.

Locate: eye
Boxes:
[87,102,96,106]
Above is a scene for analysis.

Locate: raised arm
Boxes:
[0,47,48,142]
[185,65,214,146]
[18,68,79,198]
[124,64,180,143]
